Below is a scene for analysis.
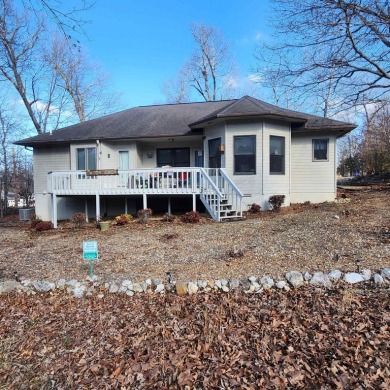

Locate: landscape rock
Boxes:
[66,279,78,287]
[73,286,85,298]
[328,269,342,281]
[248,276,257,283]
[220,279,228,286]
[176,281,188,296]
[151,278,162,286]
[373,274,384,285]
[109,283,119,293]
[121,280,133,288]
[187,282,199,295]
[333,215,340,220]
[249,282,261,292]
[381,268,390,280]
[197,281,208,289]
[214,280,222,289]
[97,293,104,299]
[229,279,240,290]
[132,283,143,293]
[56,279,66,289]
[260,276,274,289]
[276,281,287,289]
[303,272,312,281]
[32,281,56,292]
[0,280,21,293]
[221,285,229,292]
[240,279,251,290]
[155,284,165,293]
[310,272,332,288]
[126,290,134,296]
[344,272,365,284]
[361,269,372,281]
[285,271,304,287]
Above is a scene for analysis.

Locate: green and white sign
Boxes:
[83,241,98,260]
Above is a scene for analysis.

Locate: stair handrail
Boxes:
[199,168,223,221]
[220,169,244,197]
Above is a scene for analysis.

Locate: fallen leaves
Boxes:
[0,287,389,388]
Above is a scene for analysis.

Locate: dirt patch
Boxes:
[0,188,389,283]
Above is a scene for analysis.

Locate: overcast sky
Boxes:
[83,0,272,107]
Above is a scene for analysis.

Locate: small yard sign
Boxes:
[83,241,98,260]
[83,241,98,278]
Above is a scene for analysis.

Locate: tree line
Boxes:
[1,0,389,215]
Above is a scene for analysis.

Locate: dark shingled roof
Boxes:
[15,96,356,147]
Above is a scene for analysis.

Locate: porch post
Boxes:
[125,198,128,214]
[143,194,147,209]
[52,194,58,229]
[85,198,89,222]
[192,194,196,212]
[96,194,100,221]
[167,196,171,214]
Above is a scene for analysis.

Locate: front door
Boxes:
[119,151,129,186]
[208,138,221,168]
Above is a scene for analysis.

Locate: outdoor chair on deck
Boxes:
[178,172,190,188]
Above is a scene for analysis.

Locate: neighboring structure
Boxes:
[15,96,356,227]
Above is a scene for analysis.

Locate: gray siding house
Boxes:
[16,96,356,227]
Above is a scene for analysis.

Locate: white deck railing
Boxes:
[48,167,244,222]
[48,168,201,195]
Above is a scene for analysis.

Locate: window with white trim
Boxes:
[313,139,329,161]
[234,135,256,174]
[270,136,285,174]
[77,148,97,170]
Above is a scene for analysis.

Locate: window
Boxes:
[270,136,285,174]
[77,148,97,170]
[208,138,221,168]
[156,148,190,167]
[234,136,256,174]
[313,139,328,160]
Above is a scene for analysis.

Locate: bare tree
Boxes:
[46,35,122,122]
[163,23,237,103]
[0,0,46,133]
[256,0,390,111]
[360,102,390,173]
[24,0,94,40]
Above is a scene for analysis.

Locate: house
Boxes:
[15,96,356,227]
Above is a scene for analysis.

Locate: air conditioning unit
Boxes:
[19,208,35,221]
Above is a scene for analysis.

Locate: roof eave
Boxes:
[190,113,308,128]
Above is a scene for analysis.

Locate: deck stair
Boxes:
[199,168,243,222]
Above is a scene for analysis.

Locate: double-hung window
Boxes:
[234,135,256,174]
[77,148,97,170]
[270,136,285,174]
[313,139,329,161]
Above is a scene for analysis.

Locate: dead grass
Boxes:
[0,187,389,283]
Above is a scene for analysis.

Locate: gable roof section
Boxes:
[189,95,309,127]
[15,96,356,147]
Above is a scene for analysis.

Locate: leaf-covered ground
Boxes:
[1,287,389,389]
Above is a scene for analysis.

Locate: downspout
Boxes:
[96,140,101,169]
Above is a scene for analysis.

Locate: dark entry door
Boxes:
[208,138,221,168]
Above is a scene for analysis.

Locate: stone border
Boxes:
[1,268,389,298]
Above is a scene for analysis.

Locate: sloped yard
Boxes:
[0,187,389,284]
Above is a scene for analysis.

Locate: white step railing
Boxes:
[199,168,243,220]
[199,168,224,221]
